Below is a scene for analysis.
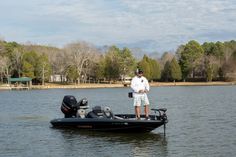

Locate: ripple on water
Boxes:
[0,86,236,157]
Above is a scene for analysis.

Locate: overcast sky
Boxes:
[0,0,236,53]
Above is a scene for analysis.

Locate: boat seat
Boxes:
[86,106,113,119]
[103,107,113,119]
[86,106,104,118]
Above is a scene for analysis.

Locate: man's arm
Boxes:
[144,77,150,92]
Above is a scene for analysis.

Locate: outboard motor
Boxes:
[61,95,78,118]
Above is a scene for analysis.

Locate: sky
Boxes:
[0,0,236,53]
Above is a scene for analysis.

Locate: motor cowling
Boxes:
[61,95,78,118]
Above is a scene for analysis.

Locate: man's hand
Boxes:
[138,90,145,93]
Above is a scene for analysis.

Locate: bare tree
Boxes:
[47,49,68,82]
[0,41,5,55]
[12,48,24,77]
[64,41,98,84]
[0,56,10,84]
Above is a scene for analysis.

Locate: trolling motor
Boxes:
[151,108,168,135]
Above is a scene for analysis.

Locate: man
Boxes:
[131,69,150,120]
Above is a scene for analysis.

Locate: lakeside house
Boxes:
[50,75,67,83]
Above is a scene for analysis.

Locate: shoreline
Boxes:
[0,81,236,90]
[150,81,236,87]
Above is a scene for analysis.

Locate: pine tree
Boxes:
[162,61,171,82]
[138,56,151,80]
[169,58,182,81]
[149,58,161,81]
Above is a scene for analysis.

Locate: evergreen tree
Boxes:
[162,61,171,82]
[206,64,213,82]
[179,40,204,80]
[22,51,38,78]
[66,65,79,83]
[22,61,34,78]
[104,46,120,81]
[169,58,182,81]
[138,55,161,81]
[149,58,161,80]
[120,47,136,76]
[138,55,151,80]
[94,59,105,82]
[103,46,136,81]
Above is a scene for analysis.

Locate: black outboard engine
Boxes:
[61,95,78,118]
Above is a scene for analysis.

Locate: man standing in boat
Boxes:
[131,69,150,120]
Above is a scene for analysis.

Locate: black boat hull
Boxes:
[50,114,167,132]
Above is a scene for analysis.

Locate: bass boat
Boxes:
[50,95,168,133]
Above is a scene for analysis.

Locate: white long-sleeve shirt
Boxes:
[131,76,150,94]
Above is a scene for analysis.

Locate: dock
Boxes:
[8,77,32,90]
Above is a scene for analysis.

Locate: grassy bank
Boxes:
[150,81,236,87]
[1,81,236,90]
[32,83,124,89]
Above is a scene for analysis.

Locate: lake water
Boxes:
[0,86,236,157]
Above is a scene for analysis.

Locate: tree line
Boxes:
[0,39,236,84]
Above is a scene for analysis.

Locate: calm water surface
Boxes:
[0,86,236,157]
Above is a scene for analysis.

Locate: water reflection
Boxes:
[52,128,168,157]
